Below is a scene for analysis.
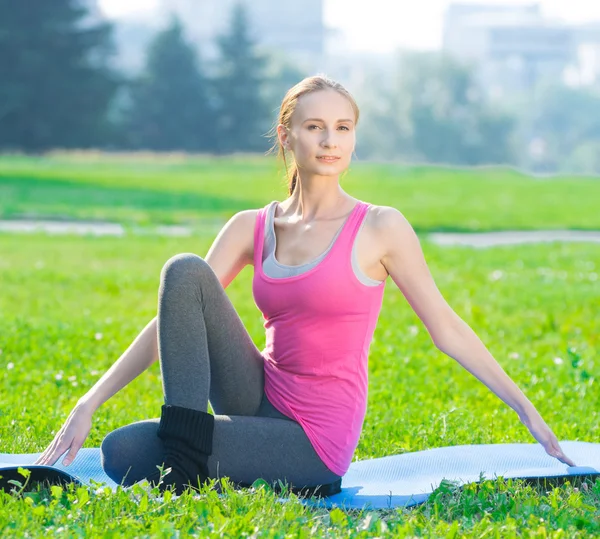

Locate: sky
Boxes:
[98,0,600,53]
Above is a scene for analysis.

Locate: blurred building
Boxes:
[443,3,600,98]
[569,22,600,87]
[157,0,326,74]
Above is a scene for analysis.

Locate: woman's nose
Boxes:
[321,135,337,148]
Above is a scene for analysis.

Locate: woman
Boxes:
[35,75,575,497]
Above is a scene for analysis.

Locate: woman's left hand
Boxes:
[518,411,576,467]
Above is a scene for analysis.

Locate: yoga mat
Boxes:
[1,441,598,510]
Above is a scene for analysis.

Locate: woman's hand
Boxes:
[518,410,576,467]
[34,403,93,467]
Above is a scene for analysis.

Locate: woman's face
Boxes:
[281,89,356,176]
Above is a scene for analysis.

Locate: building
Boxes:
[442,3,583,97]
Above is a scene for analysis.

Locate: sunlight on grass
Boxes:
[0,155,598,536]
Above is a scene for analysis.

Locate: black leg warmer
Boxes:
[146,404,215,495]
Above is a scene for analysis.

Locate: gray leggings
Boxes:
[100,253,342,492]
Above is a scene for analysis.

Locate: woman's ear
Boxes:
[278,125,290,150]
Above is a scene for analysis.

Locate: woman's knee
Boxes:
[100,424,161,487]
[100,430,126,483]
[100,427,154,487]
[160,253,213,285]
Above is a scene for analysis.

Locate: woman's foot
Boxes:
[146,404,215,495]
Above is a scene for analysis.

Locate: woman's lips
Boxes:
[317,157,340,162]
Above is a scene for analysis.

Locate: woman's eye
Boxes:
[308,125,350,131]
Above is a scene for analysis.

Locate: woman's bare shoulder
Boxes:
[361,203,412,253]
[364,204,408,229]
[363,203,388,231]
[230,207,264,264]
[236,208,261,220]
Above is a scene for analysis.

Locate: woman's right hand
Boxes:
[34,403,93,467]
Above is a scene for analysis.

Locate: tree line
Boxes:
[0,0,293,154]
[1,0,599,173]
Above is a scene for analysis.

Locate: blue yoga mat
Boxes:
[1,441,598,510]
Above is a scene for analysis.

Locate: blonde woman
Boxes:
[35,75,575,496]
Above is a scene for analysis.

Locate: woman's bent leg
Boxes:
[101,414,341,490]
[157,252,265,415]
[101,253,341,492]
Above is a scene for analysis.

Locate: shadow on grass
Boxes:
[0,176,261,221]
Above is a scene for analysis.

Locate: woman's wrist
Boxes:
[515,400,539,422]
[76,395,97,415]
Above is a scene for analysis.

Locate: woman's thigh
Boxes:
[101,412,341,490]
[158,253,266,416]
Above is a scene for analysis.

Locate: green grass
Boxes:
[0,154,599,537]
[1,153,599,231]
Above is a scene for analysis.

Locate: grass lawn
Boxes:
[1,153,599,232]
[0,154,598,537]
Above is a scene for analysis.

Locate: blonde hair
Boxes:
[266,74,360,197]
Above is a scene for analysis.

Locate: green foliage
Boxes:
[357,51,517,166]
[562,140,600,176]
[261,54,309,117]
[534,85,600,174]
[0,0,119,151]
[407,52,516,166]
[124,16,217,152]
[2,0,598,178]
[212,2,272,153]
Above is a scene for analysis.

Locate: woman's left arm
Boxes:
[376,206,576,467]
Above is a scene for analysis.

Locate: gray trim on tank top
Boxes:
[262,201,384,286]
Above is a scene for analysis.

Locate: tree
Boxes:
[562,140,600,175]
[124,16,217,152]
[529,84,600,174]
[260,52,308,151]
[402,52,517,165]
[356,51,517,166]
[211,2,271,153]
[0,0,119,151]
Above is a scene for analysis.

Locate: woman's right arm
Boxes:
[77,316,159,414]
[78,207,258,415]
[34,316,159,466]
[35,209,259,466]
[78,208,259,415]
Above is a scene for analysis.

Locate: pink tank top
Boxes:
[252,200,386,476]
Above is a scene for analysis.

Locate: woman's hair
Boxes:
[266,74,360,197]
